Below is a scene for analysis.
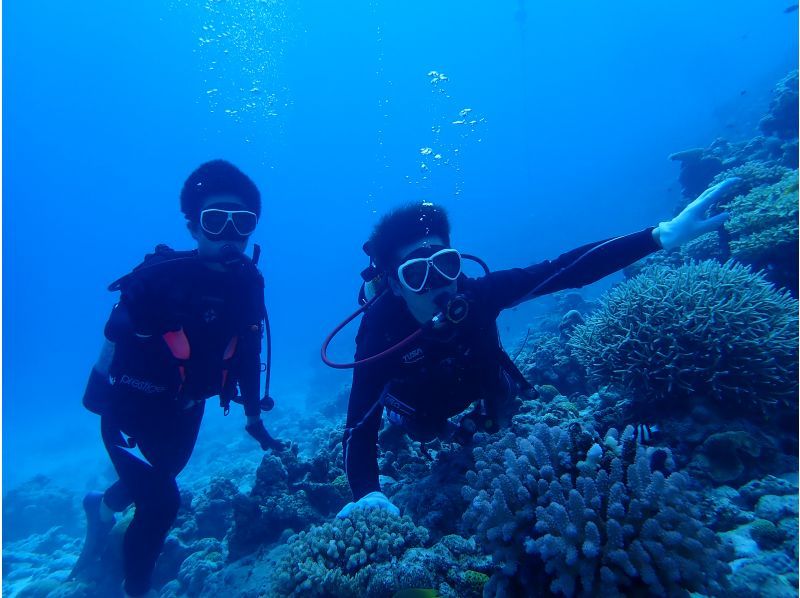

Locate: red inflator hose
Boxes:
[320,292,423,369]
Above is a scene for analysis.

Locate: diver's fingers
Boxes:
[688,178,742,213]
[697,211,729,235]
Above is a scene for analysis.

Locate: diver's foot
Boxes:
[69,492,116,579]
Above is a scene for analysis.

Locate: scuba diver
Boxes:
[71,160,285,597]
[328,178,740,517]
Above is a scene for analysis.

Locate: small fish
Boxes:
[784,4,798,13]
[393,591,440,598]
[634,423,660,445]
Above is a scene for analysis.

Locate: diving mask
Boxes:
[200,208,258,239]
[396,247,462,293]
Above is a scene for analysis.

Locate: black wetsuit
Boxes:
[343,228,661,501]
[97,249,264,596]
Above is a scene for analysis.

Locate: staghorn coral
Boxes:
[462,424,731,597]
[712,160,792,192]
[626,230,729,282]
[568,260,799,416]
[721,169,798,268]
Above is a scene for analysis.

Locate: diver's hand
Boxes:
[654,177,741,250]
[245,417,286,451]
[336,491,400,518]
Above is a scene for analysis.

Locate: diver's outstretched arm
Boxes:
[474,178,740,311]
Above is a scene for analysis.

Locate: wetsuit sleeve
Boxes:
[115,270,173,336]
[236,324,263,417]
[477,227,661,312]
[236,270,267,418]
[342,320,388,501]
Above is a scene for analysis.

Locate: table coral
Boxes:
[568,260,799,416]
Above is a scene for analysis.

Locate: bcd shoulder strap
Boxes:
[108,245,198,292]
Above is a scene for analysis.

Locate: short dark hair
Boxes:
[365,202,451,271]
[180,160,261,222]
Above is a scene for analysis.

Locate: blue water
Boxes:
[3,0,797,498]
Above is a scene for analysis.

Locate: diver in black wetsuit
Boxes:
[334,179,740,517]
[71,160,285,597]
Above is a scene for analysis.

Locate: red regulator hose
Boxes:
[320,294,423,369]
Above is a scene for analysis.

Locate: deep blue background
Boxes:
[4,0,797,490]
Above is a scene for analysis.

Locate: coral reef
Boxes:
[712,160,793,192]
[639,402,796,489]
[669,144,730,199]
[693,431,764,485]
[388,441,474,536]
[228,422,350,558]
[568,260,799,417]
[759,70,799,141]
[271,508,490,598]
[7,69,800,594]
[670,72,798,200]
[272,508,429,596]
[513,332,588,396]
[737,475,798,509]
[3,476,81,541]
[3,527,81,595]
[719,169,799,291]
[749,518,784,549]
[660,70,799,295]
[228,452,323,558]
[187,478,238,541]
[717,471,799,598]
[462,423,731,597]
[173,538,227,596]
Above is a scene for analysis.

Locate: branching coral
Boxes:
[462,424,731,597]
[568,260,798,415]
